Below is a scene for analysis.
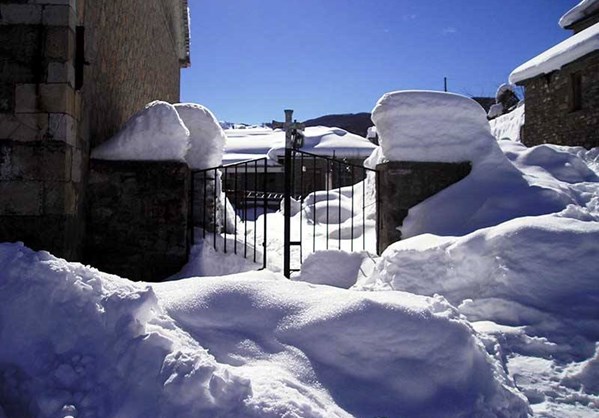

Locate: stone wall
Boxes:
[0,1,85,259]
[85,160,190,281]
[82,0,182,147]
[520,51,599,149]
[376,161,472,254]
[0,0,186,263]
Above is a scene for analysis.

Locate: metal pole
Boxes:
[283,109,293,278]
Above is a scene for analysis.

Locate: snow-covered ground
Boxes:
[1,93,599,417]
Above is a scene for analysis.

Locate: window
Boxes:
[571,72,583,111]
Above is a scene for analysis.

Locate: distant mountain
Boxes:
[303,113,373,138]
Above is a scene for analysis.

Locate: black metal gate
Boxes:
[282,148,380,277]
[189,111,379,277]
[190,158,270,269]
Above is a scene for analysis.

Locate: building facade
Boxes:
[0,0,190,260]
[510,3,599,149]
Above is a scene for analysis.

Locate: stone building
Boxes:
[0,0,190,261]
[509,1,599,148]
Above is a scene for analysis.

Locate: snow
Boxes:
[559,0,599,29]
[174,103,226,169]
[0,243,529,417]
[357,214,599,416]
[371,91,498,165]
[509,22,599,84]
[91,101,225,169]
[223,126,376,165]
[91,101,190,162]
[5,89,599,416]
[489,102,525,142]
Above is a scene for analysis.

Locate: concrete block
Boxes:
[0,180,43,215]
[39,83,75,114]
[42,5,77,28]
[47,61,75,86]
[0,83,12,112]
[11,113,49,142]
[14,83,38,113]
[48,113,76,145]
[45,26,75,62]
[71,147,82,182]
[0,4,42,25]
[43,181,77,215]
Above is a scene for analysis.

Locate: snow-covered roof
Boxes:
[559,0,599,29]
[223,126,376,166]
[509,22,599,84]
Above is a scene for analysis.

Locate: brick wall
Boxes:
[521,51,599,149]
[82,0,182,147]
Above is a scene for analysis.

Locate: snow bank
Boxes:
[174,103,225,169]
[359,214,599,413]
[91,101,190,162]
[155,275,528,418]
[0,243,529,417]
[362,215,599,325]
[371,91,497,165]
[489,103,525,142]
[292,250,368,288]
[560,0,599,29]
[510,22,599,84]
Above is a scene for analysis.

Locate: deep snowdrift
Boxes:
[358,214,599,415]
[0,243,529,418]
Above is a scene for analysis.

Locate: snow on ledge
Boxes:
[559,0,599,29]
[509,22,599,84]
[91,101,190,163]
[371,90,498,165]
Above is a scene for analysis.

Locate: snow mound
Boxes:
[489,103,525,142]
[155,275,528,418]
[359,214,599,412]
[560,0,599,29]
[371,91,496,165]
[362,215,599,327]
[0,243,529,417]
[91,101,190,162]
[293,250,368,288]
[510,22,599,84]
[174,103,225,169]
[0,243,251,418]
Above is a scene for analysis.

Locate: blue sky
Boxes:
[181,0,578,124]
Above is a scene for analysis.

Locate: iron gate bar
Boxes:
[234,165,238,255]
[191,157,269,270]
[263,158,268,269]
[282,149,380,277]
[351,166,354,252]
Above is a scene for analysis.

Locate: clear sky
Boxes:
[181,0,579,124]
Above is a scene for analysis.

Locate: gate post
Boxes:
[273,109,304,278]
[283,109,293,278]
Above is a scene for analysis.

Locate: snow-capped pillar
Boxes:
[372,91,491,252]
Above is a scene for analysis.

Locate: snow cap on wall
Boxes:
[174,103,225,169]
[91,101,190,162]
[371,91,497,165]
